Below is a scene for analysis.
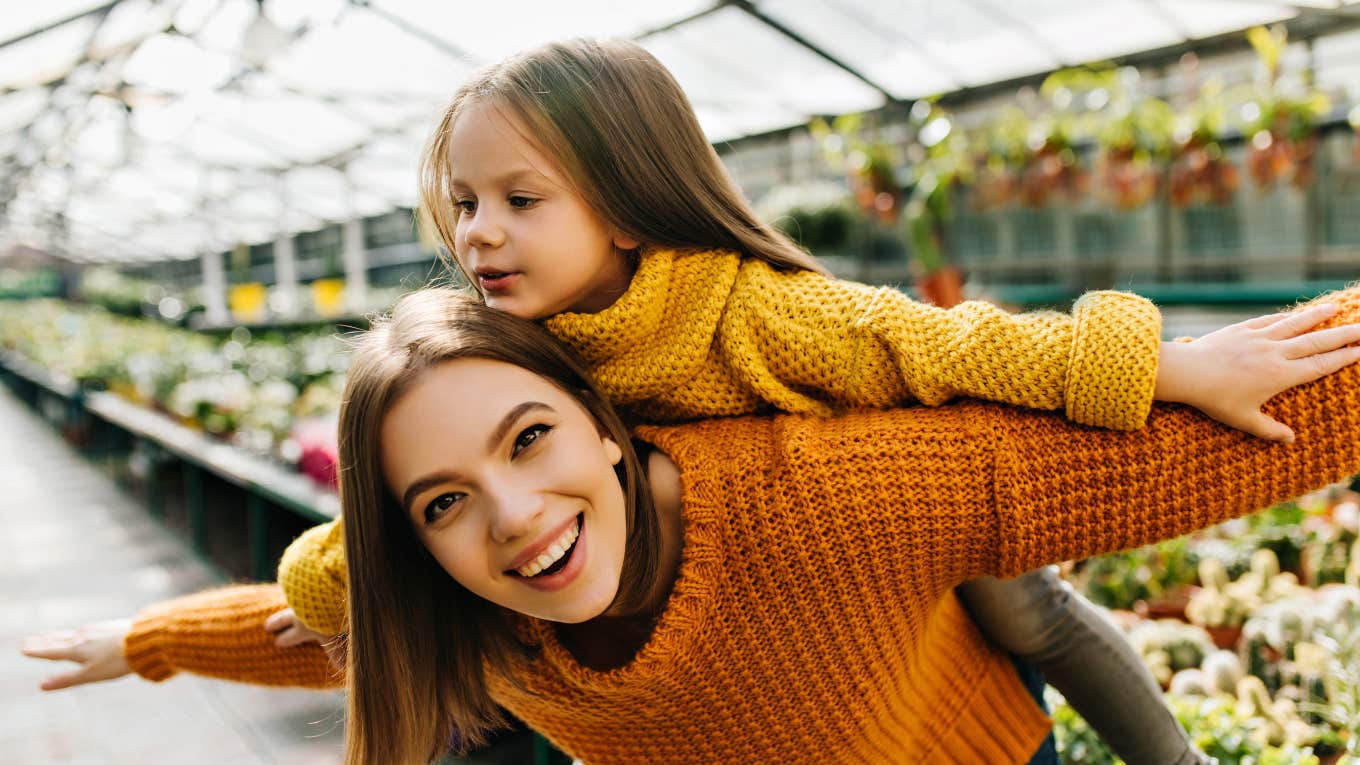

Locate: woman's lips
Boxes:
[514,515,586,593]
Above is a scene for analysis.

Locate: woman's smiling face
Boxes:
[380,357,629,624]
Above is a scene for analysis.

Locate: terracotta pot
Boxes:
[1205,625,1243,650]
[916,266,964,309]
[1134,594,1191,622]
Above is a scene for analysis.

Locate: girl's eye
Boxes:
[423,493,465,525]
[455,199,476,214]
[508,195,537,209]
[512,424,551,456]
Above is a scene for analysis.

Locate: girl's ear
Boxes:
[602,436,623,466]
[613,232,640,251]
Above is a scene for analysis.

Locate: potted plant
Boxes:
[1239,25,1331,191]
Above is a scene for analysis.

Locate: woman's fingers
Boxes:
[1262,302,1338,339]
[21,632,84,661]
[40,669,91,692]
[1282,322,1360,359]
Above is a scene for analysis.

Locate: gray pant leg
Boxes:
[956,568,1211,765]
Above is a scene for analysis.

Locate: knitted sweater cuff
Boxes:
[1065,291,1161,431]
[124,606,177,682]
[121,584,343,690]
[278,520,349,636]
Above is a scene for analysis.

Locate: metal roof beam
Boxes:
[727,0,899,103]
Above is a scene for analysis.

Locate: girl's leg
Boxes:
[956,569,1211,765]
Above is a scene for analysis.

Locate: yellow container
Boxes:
[229,282,268,323]
[311,278,346,317]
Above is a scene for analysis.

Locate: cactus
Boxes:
[1202,648,1245,694]
[1189,551,1305,629]
[1129,619,1214,685]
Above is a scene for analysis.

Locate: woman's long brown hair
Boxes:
[340,288,659,765]
[418,37,829,281]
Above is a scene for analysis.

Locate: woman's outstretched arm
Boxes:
[22,584,341,691]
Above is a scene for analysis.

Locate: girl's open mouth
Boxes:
[477,272,520,292]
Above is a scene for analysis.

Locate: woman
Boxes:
[24,286,1360,765]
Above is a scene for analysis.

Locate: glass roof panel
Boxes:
[121,33,238,94]
[89,0,174,58]
[644,6,881,141]
[0,1,1343,262]
[0,89,52,134]
[0,17,98,91]
[372,0,713,62]
[1155,1,1296,40]
[266,6,471,100]
[0,0,109,42]
[756,0,962,99]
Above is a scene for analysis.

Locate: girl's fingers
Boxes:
[1246,413,1295,443]
[1241,311,1288,330]
[274,626,307,648]
[1295,344,1360,384]
[1282,322,1360,359]
[264,609,292,633]
[1263,303,1338,339]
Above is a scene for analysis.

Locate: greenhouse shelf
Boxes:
[81,392,338,580]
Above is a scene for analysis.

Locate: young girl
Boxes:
[24,286,1360,765]
[266,38,1332,764]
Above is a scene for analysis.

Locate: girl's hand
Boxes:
[1155,303,1360,441]
[20,619,133,691]
[264,607,345,671]
[263,607,329,648]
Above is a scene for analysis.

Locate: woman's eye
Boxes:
[512,424,551,456]
[455,199,476,214]
[508,195,537,209]
[423,493,464,524]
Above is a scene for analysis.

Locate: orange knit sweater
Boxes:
[124,291,1360,764]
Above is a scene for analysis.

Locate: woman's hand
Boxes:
[1155,303,1360,441]
[21,619,133,691]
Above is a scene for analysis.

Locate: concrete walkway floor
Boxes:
[0,385,345,765]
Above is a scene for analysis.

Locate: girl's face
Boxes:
[447,102,638,320]
[380,357,629,624]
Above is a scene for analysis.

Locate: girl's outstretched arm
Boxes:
[986,295,1360,576]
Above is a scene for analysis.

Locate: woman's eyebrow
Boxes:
[401,401,556,516]
[486,401,553,452]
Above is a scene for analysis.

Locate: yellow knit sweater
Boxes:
[121,288,1360,763]
[280,248,1162,634]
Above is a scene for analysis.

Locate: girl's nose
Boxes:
[463,205,506,249]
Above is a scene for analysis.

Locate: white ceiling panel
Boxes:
[0,0,1349,262]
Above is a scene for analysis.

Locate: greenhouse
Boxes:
[4,2,1360,764]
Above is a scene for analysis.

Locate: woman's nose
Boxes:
[486,482,546,544]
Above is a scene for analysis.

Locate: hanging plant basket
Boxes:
[1098,146,1161,210]
[1170,137,1240,208]
[1246,122,1318,191]
[1019,140,1086,208]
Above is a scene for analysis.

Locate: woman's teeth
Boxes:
[516,519,579,578]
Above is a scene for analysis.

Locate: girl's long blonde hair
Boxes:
[340,288,660,765]
[418,37,829,278]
